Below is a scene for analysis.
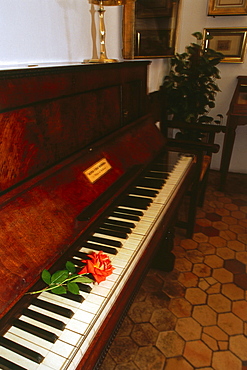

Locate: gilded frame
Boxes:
[204,28,247,63]
[208,0,247,15]
[122,0,180,59]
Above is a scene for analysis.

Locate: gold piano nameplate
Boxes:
[83,158,112,183]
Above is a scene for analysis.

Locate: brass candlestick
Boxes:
[85,0,124,63]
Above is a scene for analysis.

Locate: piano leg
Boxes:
[151,227,175,272]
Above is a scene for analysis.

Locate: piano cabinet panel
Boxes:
[0,62,149,193]
[0,88,122,192]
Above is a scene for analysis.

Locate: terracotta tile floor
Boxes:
[100,171,247,370]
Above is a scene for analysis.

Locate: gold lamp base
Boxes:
[85,0,123,64]
[84,58,119,63]
[84,57,119,64]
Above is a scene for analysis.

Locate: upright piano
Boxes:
[0,62,196,370]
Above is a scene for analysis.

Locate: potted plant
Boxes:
[161,32,224,139]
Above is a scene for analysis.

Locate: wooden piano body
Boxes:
[0,62,196,370]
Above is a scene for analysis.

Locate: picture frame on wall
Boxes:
[122,0,180,59]
[204,28,247,63]
[208,0,247,16]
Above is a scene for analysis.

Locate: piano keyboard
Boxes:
[0,152,193,370]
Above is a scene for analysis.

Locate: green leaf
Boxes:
[65,261,76,274]
[51,270,69,284]
[67,282,80,295]
[73,276,93,284]
[50,286,67,295]
[41,269,51,285]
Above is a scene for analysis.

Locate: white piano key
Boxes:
[91,285,111,297]
[71,299,100,315]
[96,278,115,289]
[40,291,89,310]
[5,330,75,362]
[8,326,54,351]
[28,304,70,326]
[103,272,119,283]
[42,351,68,370]
[65,317,89,335]
[72,309,95,324]
[17,315,62,337]
[110,257,127,268]
[1,346,40,370]
[58,329,81,347]
[36,293,76,313]
[46,339,75,359]
[84,292,105,306]
[38,364,56,370]
[4,331,49,357]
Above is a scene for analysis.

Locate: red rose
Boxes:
[78,251,114,284]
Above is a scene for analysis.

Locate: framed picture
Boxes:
[208,0,247,15]
[122,0,180,59]
[204,28,247,63]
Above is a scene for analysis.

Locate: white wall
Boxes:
[0,0,246,172]
[0,0,122,67]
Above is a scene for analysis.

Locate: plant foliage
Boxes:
[162,32,224,124]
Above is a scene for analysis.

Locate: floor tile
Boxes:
[192,305,217,326]
[230,335,247,361]
[134,346,165,370]
[217,312,243,335]
[175,317,202,341]
[221,283,245,301]
[183,340,212,368]
[156,331,185,357]
[207,293,231,313]
[212,350,242,370]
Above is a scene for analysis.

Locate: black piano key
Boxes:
[70,257,86,268]
[61,291,84,302]
[129,188,158,197]
[32,298,74,318]
[110,212,140,222]
[96,227,128,239]
[67,272,92,293]
[0,337,44,364]
[114,207,143,216]
[145,171,169,179]
[155,163,175,171]
[125,195,153,205]
[148,164,170,171]
[76,253,90,260]
[23,308,66,331]
[101,223,132,234]
[118,197,149,210]
[77,283,92,293]
[13,319,58,343]
[0,356,27,370]
[135,178,164,189]
[103,219,135,229]
[89,236,122,248]
[74,251,91,260]
[79,242,118,255]
[48,290,84,303]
